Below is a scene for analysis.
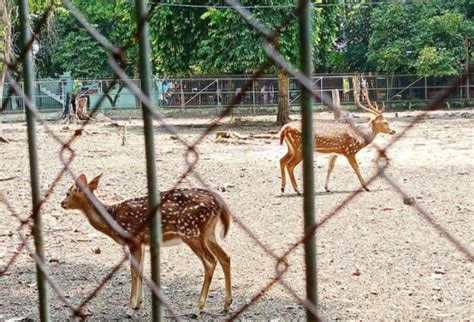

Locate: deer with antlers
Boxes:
[279,76,396,194]
[61,174,232,313]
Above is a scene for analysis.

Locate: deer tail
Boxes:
[279,124,289,145]
[213,192,232,238]
[220,206,232,239]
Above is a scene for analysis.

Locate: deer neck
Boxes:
[79,198,115,235]
[352,123,376,148]
[360,122,378,146]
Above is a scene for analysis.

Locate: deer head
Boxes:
[61,173,102,210]
[368,112,396,135]
[354,76,396,136]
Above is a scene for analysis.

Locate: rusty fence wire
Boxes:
[0,0,473,321]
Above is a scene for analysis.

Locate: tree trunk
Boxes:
[331,89,341,120]
[59,92,80,124]
[0,63,7,141]
[102,80,124,110]
[464,35,470,99]
[112,81,125,108]
[276,68,291,126]
[0,0,13,141]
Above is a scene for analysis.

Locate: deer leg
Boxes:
[136,244,146,305]
[345,154,369,191]
[324,155,338,192]
[279,150,293,193]
[186,238,217,313]
[287,151,303,195]
[207,233,232,311]
[198,238,217,313]
[128,243,144,309]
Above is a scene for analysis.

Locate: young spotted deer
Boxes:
[279,80,396,194]
[61,174,232,313]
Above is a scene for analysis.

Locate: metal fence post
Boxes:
[287,78,290,108]
[252,78,256,114]
[135,0,162,320]
[320,76,324,110]
[468,72,471,100]
[298,1,317,321]
[180,79,184,111]
[216,78,219,111]
[425,77,428,100]
[18,0,50,320]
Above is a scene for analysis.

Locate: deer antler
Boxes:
[362,86,377,112]
[379,101,386,113]
[353,75,378,115]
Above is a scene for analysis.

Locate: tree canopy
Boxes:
[342,0,473,76]
[148,2,208,75]
[34,0,137,78]
[20,0,472,78]
[148,0,340,75]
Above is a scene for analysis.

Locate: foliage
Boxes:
[196,1,339,74]
[340,2,377,72]
[197,7,277,73]
[367,0,473,76]
[325,51,348,73]
[149,1,208,76]
[27,0,472,79]
[414,47,458,77]
[315,0,342,72]
[35,0,137,78]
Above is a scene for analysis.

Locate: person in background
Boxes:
[261,85,268,104]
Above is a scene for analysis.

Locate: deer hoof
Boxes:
[188,312,199,319]
[197,302,205,314]
[128,301,141,310]
[224,298,233,311]
[128,293,143,310]
[363,187,370,192]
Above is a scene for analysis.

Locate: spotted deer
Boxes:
[279,78,396,194]
[61,174,232,313]
[75,96,88,119]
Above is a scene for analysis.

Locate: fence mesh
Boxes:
[2,73,471,113]
[0,0,472,321]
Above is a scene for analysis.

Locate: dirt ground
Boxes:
[0,109,473,320]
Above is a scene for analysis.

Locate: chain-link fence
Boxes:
[1,0,472,321]
[2,73,473,114]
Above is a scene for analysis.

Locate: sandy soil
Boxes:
[0,109,473,320]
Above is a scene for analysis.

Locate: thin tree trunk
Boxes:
[102,80,124,110]
[464,35,470,99]
[112,81,125,108]
[0,63,7,141]
[0,0,13,141]
[0,55,6,134]
[276,68,291,126]
[331,89,341,120]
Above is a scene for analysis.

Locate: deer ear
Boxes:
[367,114,376,124]
[76,174,88,187]
[89,173,103,191]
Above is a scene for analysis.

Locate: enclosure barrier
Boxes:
[2,74,472,113]
[0,0,473,321]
